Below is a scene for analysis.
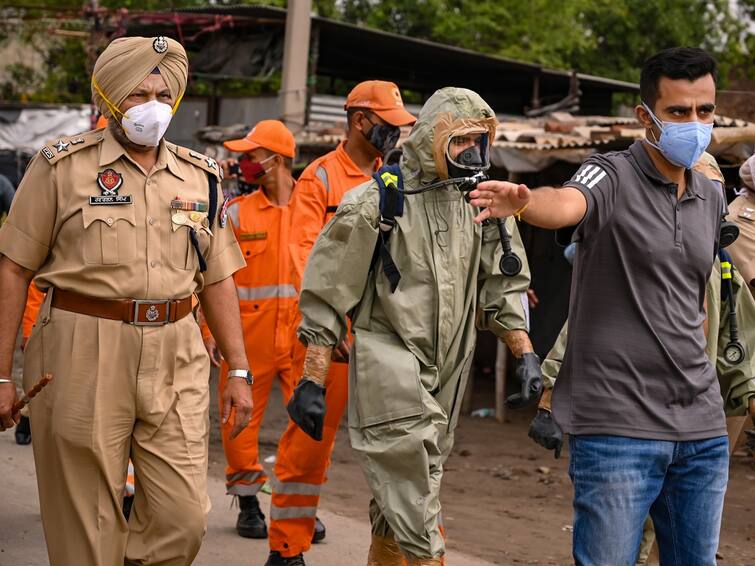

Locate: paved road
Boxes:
[0,431,494,566]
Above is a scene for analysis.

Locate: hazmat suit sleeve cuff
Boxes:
[0,222,49,272]
[297,298,342,348]
[726,379,755,416]
[484,290,530,337]
[540,358,559,390]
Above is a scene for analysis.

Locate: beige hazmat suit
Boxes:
[296,87,533,561]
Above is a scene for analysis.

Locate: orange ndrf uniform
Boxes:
[269,141,380,557]
[203,189,298,496]
[22,282,45,340]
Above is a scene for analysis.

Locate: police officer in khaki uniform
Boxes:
[727,153,755,297]
[0,36,252,566]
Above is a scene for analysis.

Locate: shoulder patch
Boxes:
[40,129,104,165]
[171,144,223,182]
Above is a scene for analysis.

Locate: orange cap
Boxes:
[95,115,108,129]
[224,120,296,158]
[345,80,416,127]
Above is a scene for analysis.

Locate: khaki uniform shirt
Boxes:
[0,128,244,298]
[726,190,755,296]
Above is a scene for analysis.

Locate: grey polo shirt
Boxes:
[552,140,727,441]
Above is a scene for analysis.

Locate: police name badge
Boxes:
[90,169,132,205]
[239,232,267,241]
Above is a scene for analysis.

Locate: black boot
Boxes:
[236,495,267,539]
[264,551,306,566]
[311,516,326,543]
[15,416,31,445]
[122,495,134,520]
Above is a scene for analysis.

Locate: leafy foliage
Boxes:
[334,0,755,85]
[0,0,752,103]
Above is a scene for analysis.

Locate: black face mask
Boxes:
[447,145,486,179]
[362,120,401,156]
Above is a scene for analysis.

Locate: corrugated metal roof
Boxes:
[199,110,755,156]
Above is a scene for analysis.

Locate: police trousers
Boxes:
[23,295,211,566]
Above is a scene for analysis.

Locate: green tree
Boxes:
[335,0,754,85]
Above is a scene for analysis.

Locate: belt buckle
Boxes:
[132,300,171,326]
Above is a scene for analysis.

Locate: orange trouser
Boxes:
[269,340,349,558]
[219,335,295,496]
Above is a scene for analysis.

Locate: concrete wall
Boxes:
[166,98,209,149]
[218,96,280,127]
[168,96,281,149]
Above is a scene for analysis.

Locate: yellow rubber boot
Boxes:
[367,535,404,566]
[404,557,443,566]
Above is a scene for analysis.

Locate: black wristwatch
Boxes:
[228,369,254,385]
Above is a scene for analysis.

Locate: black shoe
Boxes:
[236,495,267,539]
[15,416,31,445]
[311,516,326,544]
[265,551,306,566]
[122,495,134,520]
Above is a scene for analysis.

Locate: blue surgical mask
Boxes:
[642,103,713,169]
[564,242,577,266]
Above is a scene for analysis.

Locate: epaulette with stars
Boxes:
[170,144,223,182]
[40,129,105,165]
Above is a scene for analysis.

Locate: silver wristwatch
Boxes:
[228,369,254,385]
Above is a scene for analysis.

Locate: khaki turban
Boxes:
[91,36,188,119]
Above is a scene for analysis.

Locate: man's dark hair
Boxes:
[640,47,717,109]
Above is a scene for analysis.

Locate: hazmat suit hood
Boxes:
[400,87,498,186]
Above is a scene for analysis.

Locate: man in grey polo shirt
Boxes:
[470,47,728,565]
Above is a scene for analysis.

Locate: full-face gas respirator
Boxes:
[398,131,523,277]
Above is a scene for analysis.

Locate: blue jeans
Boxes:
[568,435,728,566]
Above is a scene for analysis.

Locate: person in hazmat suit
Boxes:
[530,152,755,566]
[284,87,542,565]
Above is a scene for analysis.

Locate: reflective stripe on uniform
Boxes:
[270,475,322,496]
[227,200,240,228]
[228,482,264,496]
[315,166,329,193]
[721,261,732,279]
[236,284,298,301]
[380,171,399,187]
[226,470,264,484]
[270,504,318,520]
[125,461,135,496]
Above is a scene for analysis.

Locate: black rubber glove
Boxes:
[287,379,326,441]
[505,352,543,409]
[528,409,563,458]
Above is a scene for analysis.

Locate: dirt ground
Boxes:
[207,369,755,566]
[4,339,753,565]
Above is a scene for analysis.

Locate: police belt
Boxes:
[51,288,193,326]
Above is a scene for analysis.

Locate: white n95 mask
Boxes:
[121,100,173,147]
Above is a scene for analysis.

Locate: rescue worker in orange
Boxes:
[266,81,416,566]
[201,120,298,539]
